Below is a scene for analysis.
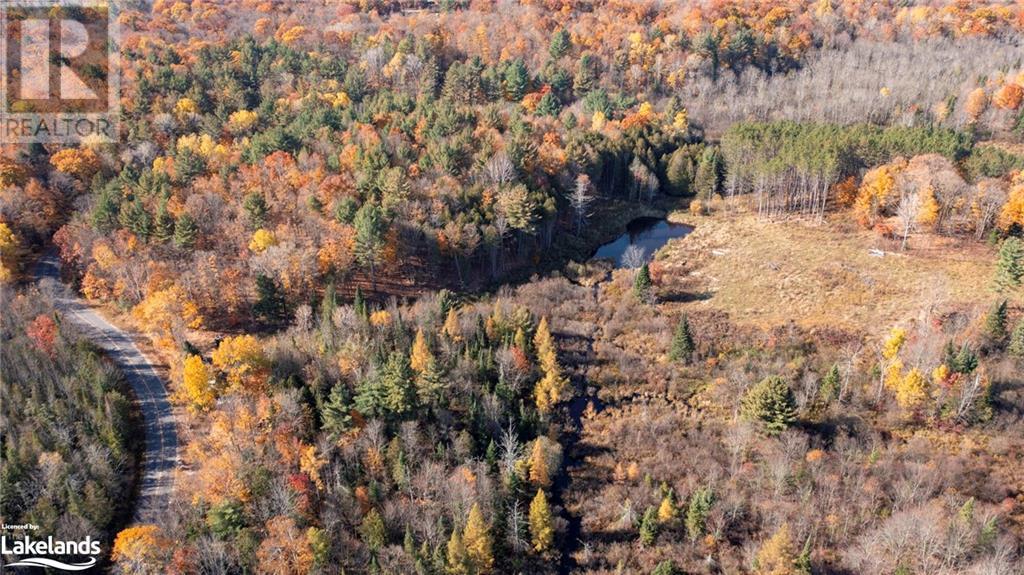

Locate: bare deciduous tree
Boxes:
[621,244,648,269]
[896,192,922,251]
[569,174,595,235]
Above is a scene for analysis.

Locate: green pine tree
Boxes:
[173,213,198,249]
[665,148,694,196]
[243,192,268,229]
[90,188,120,232]
[354,202,387,289]
[504,59,529,101]
[380,352,417,418]
[360,509,387,552]
[536,92,561,117]
[253,274,287,323]
[820,364,841,403]
[354,286,368,319]
[1010,320,1024,359]
[638,506,659,546]
[153,201,175,243]
[120,199,151,240]
[992,237,1023,293]
[549,28,570,59]
[485,439,498,472]
[651,560,676,575]
[693,147,722,201]
[684,486,713,541]
[740,376,798,435]
[669,316,695,363]
[634,263,652,301]
[954,346,979,374]
[404,526,416,557]
[322,384,353,440]
[983,300,1009,347]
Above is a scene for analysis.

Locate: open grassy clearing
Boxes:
[657,211,1000,332]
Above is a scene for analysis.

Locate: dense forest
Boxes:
[0,292,140,548]
[1,0,1023,574]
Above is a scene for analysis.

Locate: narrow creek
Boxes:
[555,215,693,574]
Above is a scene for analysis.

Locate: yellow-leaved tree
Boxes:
[50,147,100,180]
[854,163,900,227]
[657,490,677,524]
[410,328,432,372]
[534,317,556,373]
[894,367,929,409]
[0,222,20,283]
[255,516,314,575]
[112,525,171,574]
[249,228,277,252]
[998,178,1024,231]
[534,370,568,413]
[182,354,215,413]
[879,326,907,400]
[916,185,940,230]
[529,489,554,552]
[132,284,203,349]
[528,437,551,488]
[444,308,462,342]
[753,522,801,575]
[532,317,568,412]
[446,528,469,575]
[462,503,494,574]
[211,334,268,392]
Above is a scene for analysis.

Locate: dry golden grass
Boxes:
[657,210,998,332]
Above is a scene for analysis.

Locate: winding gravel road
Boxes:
[35,253,178,524]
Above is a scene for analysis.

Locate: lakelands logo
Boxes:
[1,533,101,571]
[1,0,120,143]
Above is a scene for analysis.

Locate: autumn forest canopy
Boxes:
[1,0,1024,574]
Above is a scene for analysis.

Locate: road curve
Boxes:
[34,253,178,524]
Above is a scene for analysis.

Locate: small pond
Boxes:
[592,217,693,268]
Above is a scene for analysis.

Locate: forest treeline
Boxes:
[0,292,140,549]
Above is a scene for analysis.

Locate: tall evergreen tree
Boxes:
[740,376,798,435]
[820,364,841,403]
[91,188,120,232]
[669,316,695,363]
[243,192,268,229]
[1009,320,1024,359]
[536,92,561,117]
[353,286,368,319]
[549,28,570,59]
[504,59,529,101]
[634,263,652,301]
[983,300,1009,347]
[321,384,353,440]
[694,147,722,200]
[666,148,695,196]
[152,201,175,243]
[120,199,151,239]
[173,213,198,248]
[379,352,417,418]
[638,506,659,546]
[354,202,387,289]
[685,486,714,541]
[993,237,1023,293]
[253,274,287,323]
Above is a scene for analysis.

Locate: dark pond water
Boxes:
[592,217,693,268]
